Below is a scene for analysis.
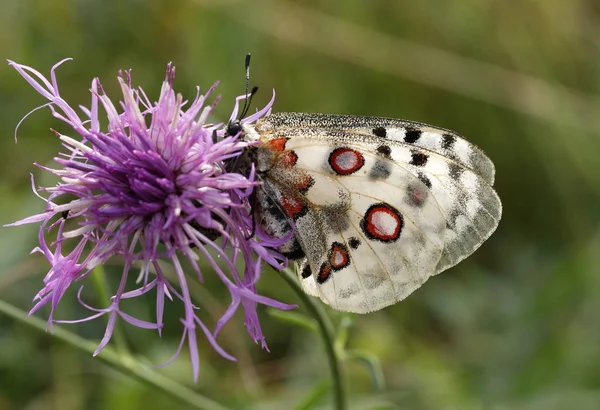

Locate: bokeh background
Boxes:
[1,1,600,409]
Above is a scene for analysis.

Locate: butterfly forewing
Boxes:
[256,112,496,185]
[245,112,501,313]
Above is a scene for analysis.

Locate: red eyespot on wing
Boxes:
[360,203,403,243]
[281,194,307,219]
[295,173,314,192]
[279,150,298,167]
[266,138,288,152]
[328,148,365,175]
[329,242,350,270]
[317,262,332,284]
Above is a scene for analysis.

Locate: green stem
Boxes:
[280,268,348,410]
[0,299,232,410]
[90,265,129,354]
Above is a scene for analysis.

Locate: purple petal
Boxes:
[11,59,293,382]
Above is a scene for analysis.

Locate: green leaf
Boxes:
[346,349,386,391]
[267,308,319,333]
[295,378,330,410]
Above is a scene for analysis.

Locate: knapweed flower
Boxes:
[7,58,296,381]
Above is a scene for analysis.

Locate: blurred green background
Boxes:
[1,1,600,409]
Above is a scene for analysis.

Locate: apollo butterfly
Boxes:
[226,56,501,313]
[231,112,502,313]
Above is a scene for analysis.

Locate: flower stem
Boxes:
[280,268,348,410]
[90,265,129,354]
[0,298,233,410]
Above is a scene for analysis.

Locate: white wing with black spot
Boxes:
[251,112,502,313]
[256,112,496,185]
[259,139,447,312]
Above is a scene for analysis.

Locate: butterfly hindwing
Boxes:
[253,137,447,312]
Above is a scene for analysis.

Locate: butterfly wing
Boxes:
[260,139,447,313]
[257,112,496,185]
[258,113,502,271]
[252,113,501,312]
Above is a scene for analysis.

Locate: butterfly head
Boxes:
[226,119,243,138]
[225,84,260,139]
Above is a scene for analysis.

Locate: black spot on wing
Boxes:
[376,145,392,157]
[348,237,361,249]
[404,128,422,143]
[372,127,387,138]
[301,263,312,279]
[417,172,432,188]
[442,133,456,150]
[448,163,464,180]
[410,152,428,167]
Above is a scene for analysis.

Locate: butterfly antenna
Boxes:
[239,53,258,119]
[244,54,251,103]
[226,54,259,139]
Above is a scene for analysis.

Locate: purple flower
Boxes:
[7,59,296,381]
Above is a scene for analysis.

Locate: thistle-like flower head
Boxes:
[8,59,295,381]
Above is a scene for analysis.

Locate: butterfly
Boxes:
[230,113,502,313]
[229,112,502,314]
